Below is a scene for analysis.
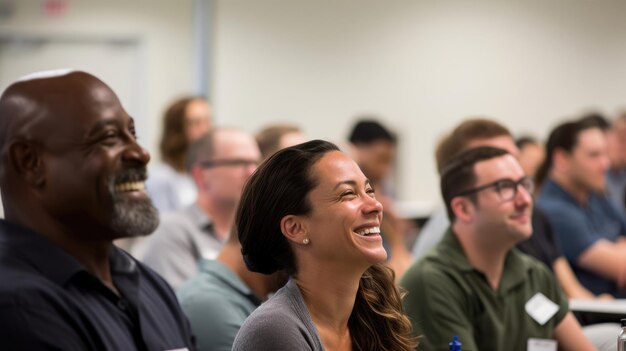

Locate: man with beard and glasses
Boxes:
[0,70,195,350]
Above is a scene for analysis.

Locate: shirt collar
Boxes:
[438,227,530,293]
[0,220,85,286]
[0,219,137,286]
[186,204,218,238]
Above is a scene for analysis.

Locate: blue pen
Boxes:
[449,335,462,351]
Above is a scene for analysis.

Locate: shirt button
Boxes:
[117,300,128,311]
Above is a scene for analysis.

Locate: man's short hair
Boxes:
[435,118,511,173]
[255,124,301,160]
[440,146,510,221]
[535,118,601,187]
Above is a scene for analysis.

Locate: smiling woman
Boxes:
[232,140,417,351]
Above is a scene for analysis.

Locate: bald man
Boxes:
[0,70,194,350]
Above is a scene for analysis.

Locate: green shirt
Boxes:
[177,259,262,351]
[400,229,568,351]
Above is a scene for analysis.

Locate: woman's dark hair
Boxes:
[159,96,207,172]
[535,119,600,188]
[237,139,337,275]
[236,139,417,351]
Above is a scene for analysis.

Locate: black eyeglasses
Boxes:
[197,159,259,169]
[455,176,534,201]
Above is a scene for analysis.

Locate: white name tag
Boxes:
[525,292,559,325]
[527,338,557,351]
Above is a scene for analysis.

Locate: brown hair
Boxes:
[236,139,417,350]
[255,124,302,160]
[159,96,207,172]
[435,118,511,173]
[535,118,600,188]
[440,146,510,221]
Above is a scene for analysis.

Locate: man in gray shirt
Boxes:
[138,128,261,289]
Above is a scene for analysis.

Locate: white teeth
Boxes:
[355,226,380,236]
[114,181,146,193]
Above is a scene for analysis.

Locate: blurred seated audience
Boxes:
[605,112,626,217]
[401,147,595,351]
[232,140,417,351]
[146,96,212,214]
[536,117,626,298]
[137,128,260,289]
[178,228,287,351]
[516,135,546,180]
[413,118,607,301]
[348,119,413,279]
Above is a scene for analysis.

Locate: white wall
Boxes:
[0,0,197,156]
[212,0,626,208]
[3,1,626,213]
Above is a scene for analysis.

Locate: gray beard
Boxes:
[110,195,160,236]
[107,166,159,236]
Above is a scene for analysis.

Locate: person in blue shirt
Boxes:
[536,117,626,298]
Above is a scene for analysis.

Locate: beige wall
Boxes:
[212,0,626,209]
[3,1,626,216]
[0,0,196,156]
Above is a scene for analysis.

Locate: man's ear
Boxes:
[451,197,474,223]
[552,148,569,173]
[280,214,308,245]
[8,140,45,188]
[190,165,205,189]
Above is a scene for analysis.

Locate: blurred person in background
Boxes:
[138,128,261,289]
[255,123,306,160]
[177,226,287,351]
[348,119,413,279]
[516,135,546,180]
[536,117,626,298]
[605,113,626,217]
[147,96,212,214]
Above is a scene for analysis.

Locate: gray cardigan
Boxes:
[232,279,324,350]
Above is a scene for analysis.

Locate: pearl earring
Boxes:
[303,238,310,245]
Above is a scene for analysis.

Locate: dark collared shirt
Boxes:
[0,219,195,350]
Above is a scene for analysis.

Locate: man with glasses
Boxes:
[138,128,261,289]
[401,147,594,351]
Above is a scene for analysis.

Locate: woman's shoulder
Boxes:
[242,280,308,329]
[232,280,322,351]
